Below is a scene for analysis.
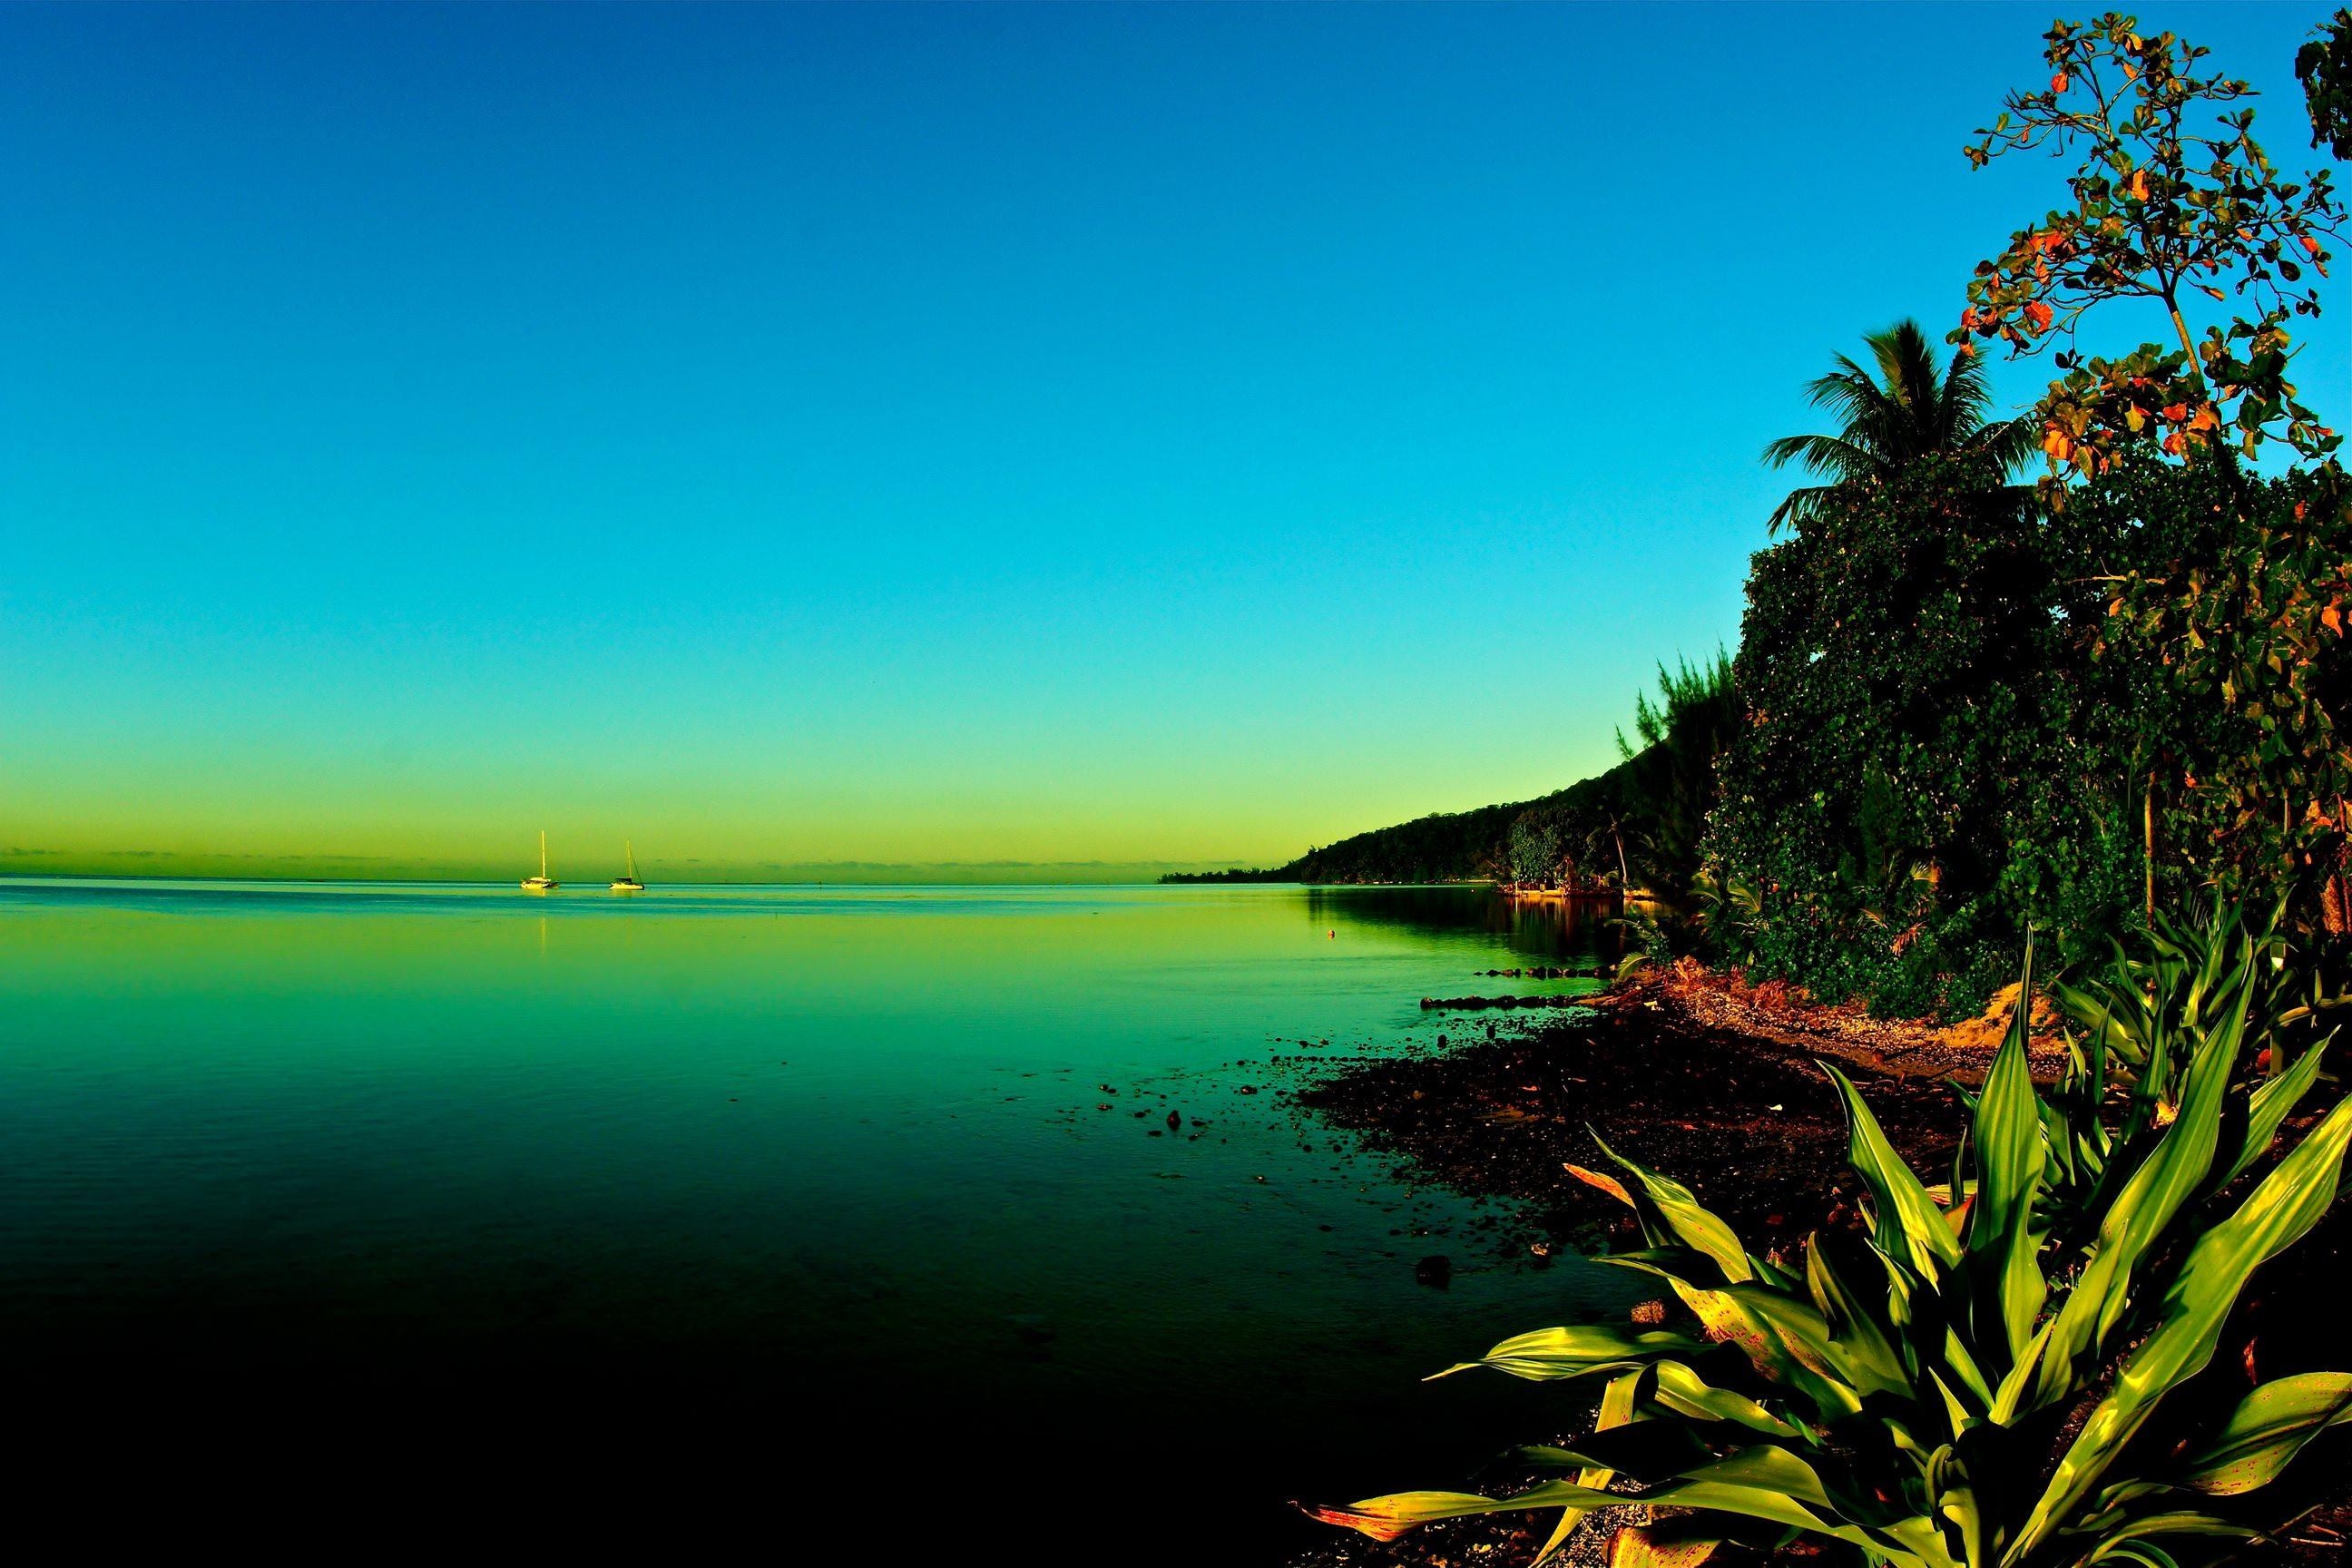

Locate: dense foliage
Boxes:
[1310,938,2352,1568]
[2298,10,2352,164]
[1700,9,2351,1015]
[1707,435,2072,1015]
[2068,459,2352,928]
[1709,445,2352,1016]
[1761,320,2032,534]
[1161,684,1721,891]
[1160,779,1613,886]
[1312,17,2352,1567]
[1602,653,1738,912]
[1194,10,2352,1032]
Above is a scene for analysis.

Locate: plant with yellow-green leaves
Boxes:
[2049,897,2329,1097]
[2024,899,2341,1259]
[1305,940,2352,1568]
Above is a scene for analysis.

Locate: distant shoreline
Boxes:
[1160,869,1501,886]
[0,871,1325,890]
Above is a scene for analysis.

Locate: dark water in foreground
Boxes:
[0,879,1634,1558]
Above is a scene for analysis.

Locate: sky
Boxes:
[3,2,2344,882]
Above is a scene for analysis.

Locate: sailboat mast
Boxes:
[540,830,548,879]
[626,840,636,879]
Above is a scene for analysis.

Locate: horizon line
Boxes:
[0,869,1340,889]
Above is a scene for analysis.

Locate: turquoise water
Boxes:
[0,879,1631,1557]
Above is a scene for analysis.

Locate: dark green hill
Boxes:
[1164,753,1642,886]
[1169,654,1734,891]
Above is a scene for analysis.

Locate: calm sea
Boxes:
[0,879,1633,1559]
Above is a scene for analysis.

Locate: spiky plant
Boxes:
[1307,945,2352,1568]
[2027,901,2337,1256]
[2053,897,2324,1097]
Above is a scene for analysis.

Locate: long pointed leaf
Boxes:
[2220,1036,2331,1184]
[1965,964,2049,1365]
[2032,982,2250,1408]
[1532,1368,1645,1567]
[2016,1093,2352,1557]
[1591,1132,1756,1285]
[1824,1063,1962,1277]
[2181,1372,2352,1495]
[1438,1324,1709,1382]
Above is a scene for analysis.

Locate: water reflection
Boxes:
[0,878,1632,1563]
[1308,883,1630,964]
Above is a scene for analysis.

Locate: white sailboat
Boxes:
[522,830,558,893]
[611,841,644,893]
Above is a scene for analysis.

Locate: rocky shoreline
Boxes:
[1280,965,2351,1568]
[1297,968,1975,1250]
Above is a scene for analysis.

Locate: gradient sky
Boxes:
[4,3,2343,881]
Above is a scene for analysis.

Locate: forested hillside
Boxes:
[1165,751,1642,885]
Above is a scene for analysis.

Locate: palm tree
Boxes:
[1762,319,2034,533]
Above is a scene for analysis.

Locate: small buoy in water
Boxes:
[1328,930,1336,938]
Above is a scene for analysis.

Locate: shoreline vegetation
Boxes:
[1283,12,2352,1568]
[1156,759,1668,890]
[1286,959,2352,1568]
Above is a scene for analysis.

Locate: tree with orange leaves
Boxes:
[1955,13,2343,484]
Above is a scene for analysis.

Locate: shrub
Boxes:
[1307,940,2352,1568]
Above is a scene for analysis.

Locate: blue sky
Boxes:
[2,3,2342,879]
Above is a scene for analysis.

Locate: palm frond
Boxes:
[1765,319,2026,530]
[1799,359,1891,428]
[1766,484,1847,534]
[1760,434,1877,479]
[1975,414,2041,478]
[1866,320,1942,424]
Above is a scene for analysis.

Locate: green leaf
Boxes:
[1964,952,2050,1364]
[2086,1511,2260,1563]
[2220,1034,2330,1184]
[2033,981,2249,1408]
[1637,1267,1860,1419]
[2017,1093,2352,1555]
[1989,1318,2056,1426]
[1592,1132,1756,1285]
[2181,1372,2352,1495]
[1824,1063,1962,1277]
[1650,1361,1806,1438]
[1804,1233,1911,1398]
[1437,1324,1709,1383]
[1531,1369,1646,1567]
[1302,1475,1859,1550]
